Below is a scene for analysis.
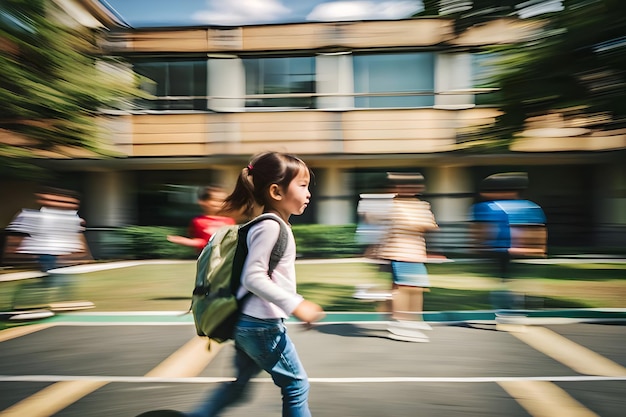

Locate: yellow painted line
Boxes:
[498,380,599,417]
[507,325,626,377]
[0,335,223,416]
[0,380,108,417]
[0,323,55,343]
[496,325,625,417]
[145,337,224,378]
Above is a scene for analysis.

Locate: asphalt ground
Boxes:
[0,312,625,417]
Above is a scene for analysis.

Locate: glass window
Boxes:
[243,56,315,108]
[353,52,435,108]
[133,59,207,111]
[472,52,500,106]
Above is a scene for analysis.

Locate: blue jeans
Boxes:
[191,315,311,417]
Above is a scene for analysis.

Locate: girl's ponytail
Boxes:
[223,166,257,219]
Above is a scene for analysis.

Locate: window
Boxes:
[133,59,207,111]
[353,52,435,108]
[472,52,500,106]
[243,56,315,108]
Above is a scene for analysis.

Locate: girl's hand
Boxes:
[292,300,325,324]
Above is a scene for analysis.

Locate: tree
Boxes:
[485,0,626,141]
[416,1,626,148]
[0,0,146,176]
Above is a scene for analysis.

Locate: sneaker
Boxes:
[353,285,392,301]
[387,332,430,343]
[388,320,432,331]
[387,324,429,339]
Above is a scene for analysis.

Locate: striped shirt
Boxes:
[377,197,438,263]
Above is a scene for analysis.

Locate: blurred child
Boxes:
[6,187,92,310]
[189,151,324,417]
[376,172,439,342]
[470,172,547,310]
[167,185,235,253]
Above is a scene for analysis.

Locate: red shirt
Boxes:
[189,215,236,251]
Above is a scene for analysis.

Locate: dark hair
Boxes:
[197,185,224,201]
[480,172,528,192]
[223,151,312,218]
[37,186,80,199]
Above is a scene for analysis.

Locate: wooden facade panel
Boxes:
[131,143,207,156]
[131,114,212,125]
[133,122,210,135]
[122,109,502,156]
[342,118,460,130]
[238,111,332,124]
[335,20,454,47]
[239,130,334,142]
[207,28,243,50]
[205,141,340,155]
[512,135,626,152]
[128,30,209,52]
[109,19,539,54]
[343,128,457,140]
[242,24,320,50]
[132,132,207,144]
[343,139,455,153]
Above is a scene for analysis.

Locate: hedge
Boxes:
[112,224,365,260]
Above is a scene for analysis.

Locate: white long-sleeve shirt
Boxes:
[238,214,304,319]
[7,207,85,256]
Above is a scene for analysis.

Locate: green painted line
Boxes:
[23,308,626,326]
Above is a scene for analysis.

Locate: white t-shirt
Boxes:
[238,214,304,319]
[7,207,85,256]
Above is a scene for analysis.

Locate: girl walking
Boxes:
[190,151,325,417]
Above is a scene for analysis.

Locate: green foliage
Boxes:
[292,224,365,259]
[111,224,365,260]
[415,1,626,147]
[482,0,626,140]
[116,226,197,260]
[0,0,148,164]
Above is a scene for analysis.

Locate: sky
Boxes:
[101,0,426,28]
[101,0,565,28]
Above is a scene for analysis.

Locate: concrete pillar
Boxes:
[593,163,626,246]
[83,171,134,227]
[434,53,473,108]
[425,166,474,223]
[316,53,354,109]
[214,166,242,194]
[315,167,353,225]
[207,57,245,112]
[423,166,474,256]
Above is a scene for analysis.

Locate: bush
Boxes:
[111,224,365,260]
[116,226,197,259]
[292,224,364,259]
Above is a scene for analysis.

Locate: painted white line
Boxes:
[0,271,46,282]
[61,311,190,316]
[0,375,624,384]
[44,322,194,326]
[47,260,192,275]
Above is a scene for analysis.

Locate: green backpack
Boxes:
[191,213,289,343]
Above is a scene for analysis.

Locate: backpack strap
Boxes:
[233,213,289,301]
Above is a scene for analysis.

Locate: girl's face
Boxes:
[198,190,227,216]
[273,167,311,220]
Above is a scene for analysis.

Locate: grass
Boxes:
[2,259,625,317]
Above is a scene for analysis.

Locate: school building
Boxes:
[2,0,625,259]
